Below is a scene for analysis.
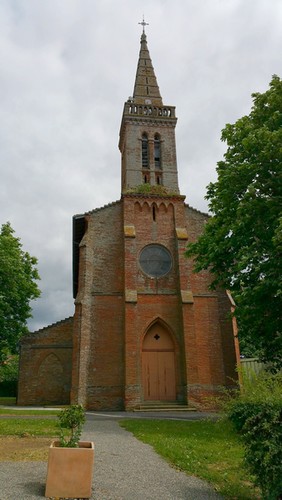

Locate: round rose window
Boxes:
[139,244,172,278]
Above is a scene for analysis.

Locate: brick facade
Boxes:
[17,318,73,405]
[17,29,239,409]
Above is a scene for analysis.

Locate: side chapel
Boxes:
[18,26,240,410]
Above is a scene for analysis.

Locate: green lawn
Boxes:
[0,408,60,415]
[0,417,59,437]
[120,418,260,499]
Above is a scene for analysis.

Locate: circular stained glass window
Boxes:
[139,244,172,278]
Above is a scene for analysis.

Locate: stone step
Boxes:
[133,402,196,412]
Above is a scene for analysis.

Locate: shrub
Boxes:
[0,380,17,397]
[226,370,282,499]
[58,404,85,448]
[243,405,282,499]
[228,400,267,432]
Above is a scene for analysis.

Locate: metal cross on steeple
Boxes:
[138,16,149,34]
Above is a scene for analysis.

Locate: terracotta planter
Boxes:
[45,440,94,499]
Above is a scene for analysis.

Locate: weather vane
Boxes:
[139,16,149,34]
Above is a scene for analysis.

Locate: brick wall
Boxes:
[71,202,125,410]
[17,317,73,405]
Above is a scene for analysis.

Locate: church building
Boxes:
[17,26,239,410]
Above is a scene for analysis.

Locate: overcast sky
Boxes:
[1,0,281,331]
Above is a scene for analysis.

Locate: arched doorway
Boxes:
[142,322,176,401]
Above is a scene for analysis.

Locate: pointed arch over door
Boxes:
[142,322,176,401]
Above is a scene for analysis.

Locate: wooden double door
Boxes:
[142,324,176,401]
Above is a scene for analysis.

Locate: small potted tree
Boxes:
[45,404,94,499]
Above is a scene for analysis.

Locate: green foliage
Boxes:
[121,418,259,498]
[58,404,85,448]
[0,380,17,397]
[228,400,261,433]
[0,351,19,396]
[0,222,40,361]
[226,371,282,498]
[226,370,282,431]
[0,352,19,383]
[243,406,282,499]
[186,75,282,367]
[233,367,281,399]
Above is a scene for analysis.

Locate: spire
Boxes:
[119,21,178,194]
[132,18,163,106]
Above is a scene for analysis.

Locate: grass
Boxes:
[120,418,260,499]
[0,417,59,461]
[0,408,60,415]
[0,417,59,437]
[0,397,16,405]
[0,396,63,414]
[0,414,61,461]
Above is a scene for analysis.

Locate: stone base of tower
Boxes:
[86,387,125,411]
[186,385,228,410]
[124,384,142,410]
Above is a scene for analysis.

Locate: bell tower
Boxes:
[119,23,179,194]
[120,20,190,409]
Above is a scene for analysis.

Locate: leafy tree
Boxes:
[0,222,40,362]
[0,351,19,396]
[0,351,19,382]
[186,75,282,368]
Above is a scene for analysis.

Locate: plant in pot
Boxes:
[45,404,94,499]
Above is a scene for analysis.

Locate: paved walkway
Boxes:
[0,415,222,499]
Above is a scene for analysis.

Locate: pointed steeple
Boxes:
[119,23,179,195]
[132,29,163,106]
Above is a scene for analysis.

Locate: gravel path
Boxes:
[0,418,222,500]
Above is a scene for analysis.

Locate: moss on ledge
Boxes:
[124,184,179,196]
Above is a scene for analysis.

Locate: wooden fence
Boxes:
[240,358,265,377]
